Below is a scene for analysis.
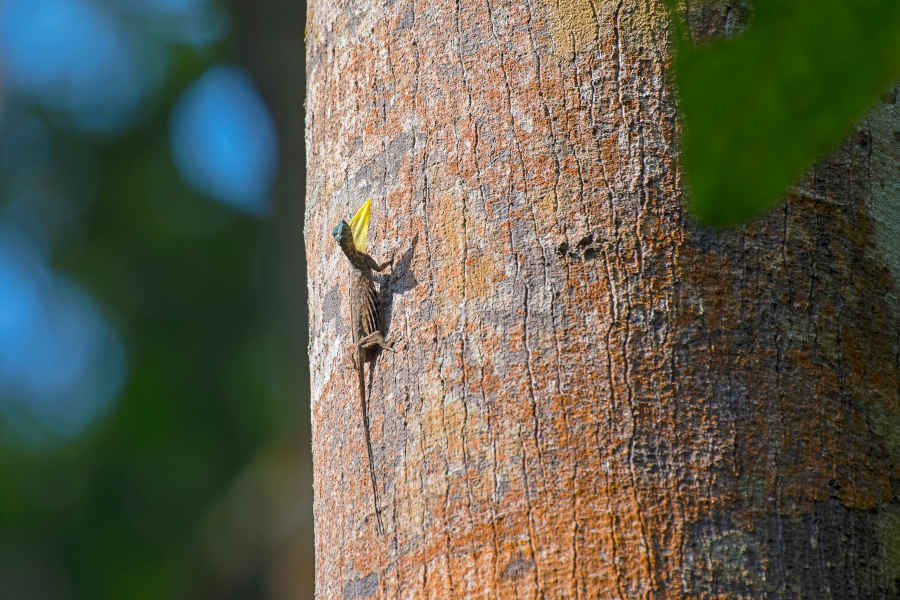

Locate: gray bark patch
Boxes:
[501,555,535,581]
[323,284,343,331]
[684,500,897,598]
[342,572,378,599]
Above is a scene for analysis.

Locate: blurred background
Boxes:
[0,0,312,598]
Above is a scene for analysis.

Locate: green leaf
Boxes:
[668,0,900,226]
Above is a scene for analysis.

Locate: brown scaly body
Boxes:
[332,219,393,534]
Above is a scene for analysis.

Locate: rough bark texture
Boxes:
[305,0,900,597]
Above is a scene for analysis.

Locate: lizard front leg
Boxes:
[360,251,394,273]
[375,257,393,272]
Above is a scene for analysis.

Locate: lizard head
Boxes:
[331,220,352,246]
[332,200,371,253]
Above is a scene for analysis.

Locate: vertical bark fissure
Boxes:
[454,4,486,573]
[338,461,347,588]
[630,28,662,590]
[622,290,658,596]
[477,322,502,600]
[611,0,631,130]
[416,76,433,593]
[518,423,544,598]
[545,37,584,565]
[484,0,531,230]
[772,198,792,594]
[599,426,629,600]
[523,0,562,220]
[486,0,567,309]
[564,47,591,230]
[400,11,422,590]
[515,0,556,317]
[600,248,628,598]
[437,349,457,598]
[430,92,457,591]
[409,331,429,593]
[521,283,547,484]
[452,120,479,591]
[543,38,582,596]
[391,391,410,595]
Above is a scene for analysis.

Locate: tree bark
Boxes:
[304,0,900,597]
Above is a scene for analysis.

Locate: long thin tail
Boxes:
[357,353,384,534]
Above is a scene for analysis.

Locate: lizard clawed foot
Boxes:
[383,336,404,352]
[375,252,394,273]
[376,249,398,273]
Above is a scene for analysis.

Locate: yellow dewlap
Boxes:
[348,199,371,253]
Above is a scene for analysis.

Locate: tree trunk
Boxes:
[304,0,900,597]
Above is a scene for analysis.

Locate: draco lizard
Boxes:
[332,199,394,534]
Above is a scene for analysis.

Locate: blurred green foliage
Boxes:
[669,0,900,225]
[0,42,295,600]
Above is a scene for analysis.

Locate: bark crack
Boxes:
[622,295,658,598]
[518,424,544,598]
[600,249,629,599]
[612,0,631,130]
[478,320,502,600]
[523,0,562,226]
[437,348,457,598]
